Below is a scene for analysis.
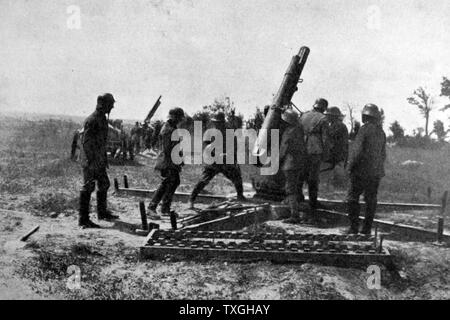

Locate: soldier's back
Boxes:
[352,122,386,177]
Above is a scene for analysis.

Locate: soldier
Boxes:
[299,98,330,217]
[148,108,185,219]
[324,106,349,168]
[279,109,307,224]
[78,93,119,229]
[189,112,245,209]
[130,122,142,154]
[346,104,386,234]
[143,122,154,151]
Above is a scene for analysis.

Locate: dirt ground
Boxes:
[0,117,449,300]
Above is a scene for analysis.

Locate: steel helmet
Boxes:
[362,103,381,119]
[98,93,116,104]
[313,98,328,111]
[211,112,225,122]
[168,107,185,120]
[324,106,343,117]
[281,109,299,126]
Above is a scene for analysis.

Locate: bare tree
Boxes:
[407,87,434,137]
[344,102,361,137]
[440,76,450,112]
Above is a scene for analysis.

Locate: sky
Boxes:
[1,0,450,133]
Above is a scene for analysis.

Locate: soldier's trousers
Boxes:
[150,168,180,213]
[190,165,243,202]
[304,154,322,208]
[284,170,301,218]
[80,166,110,194]
[346,175,381,232]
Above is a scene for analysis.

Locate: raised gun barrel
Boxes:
[253,46,310,158]
[144,95,162,124]
[252,46,310,200]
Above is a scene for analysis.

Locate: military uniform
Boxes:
[300,109,329,209]
[130,124,142,154]
[190,116,244,204]
[346,108,386,234]
[279,111,306,221]
[78,93,117,228]
[80,109,110,193]
[149,118,183,214]
[326,120,349,165]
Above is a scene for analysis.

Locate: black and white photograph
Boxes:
[0,0,449,304]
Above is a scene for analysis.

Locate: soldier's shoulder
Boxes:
[83,112,97,126]
[160,122,175,134]
[338,121,349,131]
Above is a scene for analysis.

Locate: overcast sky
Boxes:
[1,0,450,133]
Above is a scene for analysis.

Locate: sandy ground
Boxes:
[0,152,449,299]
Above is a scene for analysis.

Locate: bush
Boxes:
[27,192,77,215]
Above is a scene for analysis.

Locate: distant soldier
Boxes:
[279,109,307,224]
[71,129,80,160]
[78,93,119,229]
[143,122,154,150]
[346,104,386,234]
[299,98,330,216]
[148,108,185,219]
[324,106,349,168]
[130,122,142,154]
[189,112,245,209]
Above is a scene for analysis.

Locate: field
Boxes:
[0,115,449,300]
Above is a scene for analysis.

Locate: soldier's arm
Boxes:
[82,118,98,163]
[161,127,173,158]
[278,128,291,163]
[321,120,330,159]
[347,126,365,172]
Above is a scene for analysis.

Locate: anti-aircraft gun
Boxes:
[251,46,310,200]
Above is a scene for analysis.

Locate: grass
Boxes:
[2,115,450,300]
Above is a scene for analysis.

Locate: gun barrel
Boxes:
[253,46,310,158]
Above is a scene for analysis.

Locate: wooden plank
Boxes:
[20,225,40,242]
[114,186,440,209]
[115,187,228,202]
[184,206,272,231]
[316,209,450,243]
[140,245,392,266]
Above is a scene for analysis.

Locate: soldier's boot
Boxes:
[234,181,247,202]
[283,195,302,224]
[361,201,376,235]
[147,203,161,220]
[96,191,119,221]
[189,180,209,209]
[78,191,100,229]
[346,202,360,234]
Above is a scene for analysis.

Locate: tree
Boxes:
[407,87,434,137]
[431,120,449,142]
[246,107,265,131]
[440,76,450,112]
[344,102,359,133]
[389,121,405,142]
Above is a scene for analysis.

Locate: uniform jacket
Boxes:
[300,110,329,156]
[348,121,386,178]
[327,120,349,164]
[155,120,183,171]
[80,108,108,170]
[203,122,238,166]
[279,125,306,171]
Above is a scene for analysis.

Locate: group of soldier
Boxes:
[78,93,386,236]
[130,121,157,154]
[277,98,386,235]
